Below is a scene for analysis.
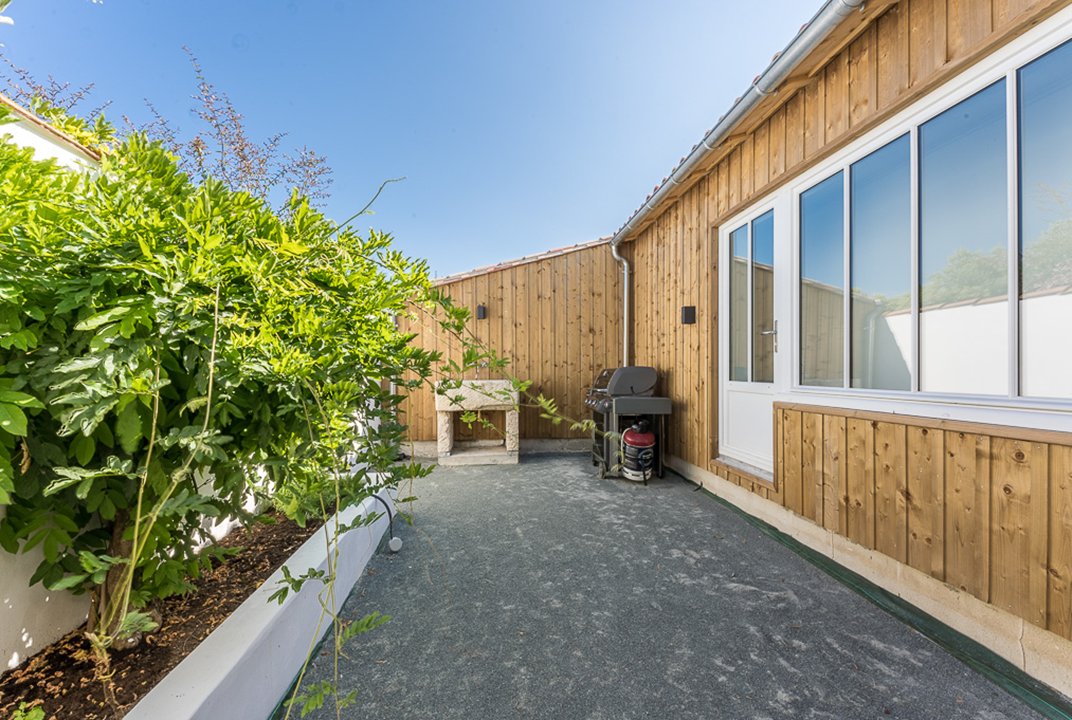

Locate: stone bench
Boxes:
[435,380,520,465]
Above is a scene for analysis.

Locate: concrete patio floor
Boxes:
[294,454,1048,719]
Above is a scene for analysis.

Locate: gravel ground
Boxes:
[291,454,1047,720]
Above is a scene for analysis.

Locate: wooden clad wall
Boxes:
[772,403,1072,641]
[626,0,1070,476]
[624,0,1072,645]
[399,242,622,442]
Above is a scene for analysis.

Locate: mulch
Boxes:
[0,513,322,719]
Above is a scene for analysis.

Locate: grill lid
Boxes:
[605,366,657,397]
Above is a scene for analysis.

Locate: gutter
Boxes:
[607,0,865,363]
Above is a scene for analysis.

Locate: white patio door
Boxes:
[719,205,777,472]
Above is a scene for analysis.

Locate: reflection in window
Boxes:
[919,81,1008,395]
[1019,39,1072,398]
[800,172,844,387]
[729,225,748,381]
[752,211,775,383]
[850,135,912,391]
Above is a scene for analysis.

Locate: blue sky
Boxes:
[3,1,817,277]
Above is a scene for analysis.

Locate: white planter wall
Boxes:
[126,491,393,720]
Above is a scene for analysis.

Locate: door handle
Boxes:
[759,321,778,352]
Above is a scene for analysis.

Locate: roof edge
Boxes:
[0,93,101,163]
[611,0,866,246]
[433,237,611,287]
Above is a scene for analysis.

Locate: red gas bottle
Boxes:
[621,419,656,482]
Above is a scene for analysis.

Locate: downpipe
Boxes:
[610,240,630,367]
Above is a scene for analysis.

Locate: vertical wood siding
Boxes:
[621,0,1071,644]
[627,0,1069,474]
[399,242,621,441]
[771,404,1072,641]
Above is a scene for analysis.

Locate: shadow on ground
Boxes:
[288,455,1044,720]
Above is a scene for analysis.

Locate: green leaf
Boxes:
[48,573,90,592]
[0,450,13,506]
[74,305,130,332]
[0,390,43,409]
[116,402,143,455]
[0,403,28,436]
[71,434,95,465]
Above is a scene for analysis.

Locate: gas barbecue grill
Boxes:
[585,366,671,480]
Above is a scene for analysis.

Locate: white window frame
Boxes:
[770,4,1072,433]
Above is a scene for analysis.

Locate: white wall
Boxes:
[1,111,94,170]
[0,111,96,670]
[0,507,89,669]
[867,292,1072,399]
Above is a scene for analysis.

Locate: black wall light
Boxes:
[476,304,488,320]
[681,306,696,324]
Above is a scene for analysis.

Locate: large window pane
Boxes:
[729,224,748,381]
[800,172,845,387]
[850,135,912,391]
[1019,40,1072,398]
[919,81,1008,395]
[752,211,775,383]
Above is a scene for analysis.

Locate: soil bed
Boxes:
[0,513,321,720]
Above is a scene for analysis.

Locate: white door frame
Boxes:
[718,192,789,472]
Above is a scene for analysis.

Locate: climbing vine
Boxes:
[0,105,484,715]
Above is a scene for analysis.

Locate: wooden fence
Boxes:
[399,241,622,442]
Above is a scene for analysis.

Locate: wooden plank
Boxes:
[693,183,707,466]
[801,411,824,524]
[877,2,911,111]
[803,76,826,160]
[740,137,754,206]
[768,107,787,182]
[989,438,1048,628]
[771,407,785,506]
[824,51,850,143]
[567,248,584,435]
[874,421,908,563]
[753,119,770,193]
[553,255,568,439]
[909,0,948,89]
[783,409,804,515]
[947,0,994,62]
[1050,444,1072,640]
[907,425,945,580]
[514,266,533,437]
[491,269,504,377]
[501,266,518,426]
[727,146,742,210]
[591,245,606,390]
[945,431,991,601]
[846,418,876,548]
[848,25,878,129]
[783,92,804,174]
[994,0,1047,27]
[822,414,847,534]
[716,161,730,220]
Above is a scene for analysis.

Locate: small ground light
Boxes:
[372,495,402,552]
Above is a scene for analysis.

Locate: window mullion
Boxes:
[910,126,920,393]
[1007,70,1020,400]
[843,165,852,390]
[746,224,753,383]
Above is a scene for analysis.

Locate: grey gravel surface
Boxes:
[290,454,1045,720]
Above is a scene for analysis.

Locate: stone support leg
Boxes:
[505,409,519,453]
[437,411,454,457]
